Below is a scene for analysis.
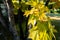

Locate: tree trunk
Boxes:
[4,0,20,40]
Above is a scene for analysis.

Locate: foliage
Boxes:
[50,0,60,9]
[12,0,57,40]
[12,0,20,15]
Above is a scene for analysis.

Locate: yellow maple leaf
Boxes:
[39,13,48,21]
